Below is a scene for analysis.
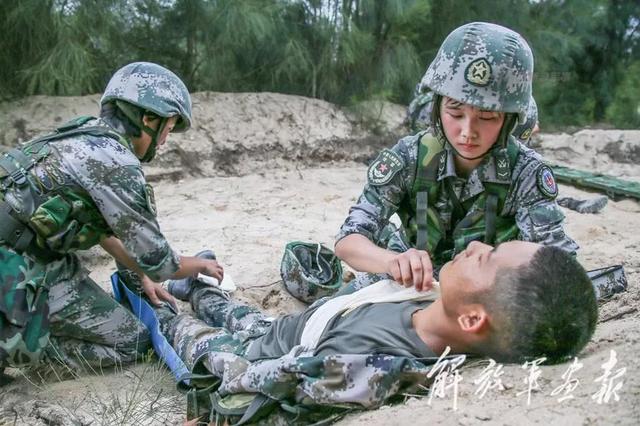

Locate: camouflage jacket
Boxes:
[0,117,179,281]
[182,337,455,424]
[337,131,578,267]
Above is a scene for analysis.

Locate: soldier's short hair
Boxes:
[475,246,597,364]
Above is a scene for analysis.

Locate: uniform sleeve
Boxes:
[95,166,179,281]
[512,160,579,254]
[336,136,417,245]
[60,138,179,281]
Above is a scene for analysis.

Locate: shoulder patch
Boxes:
[536,166,558,199]
[367,149,404,186]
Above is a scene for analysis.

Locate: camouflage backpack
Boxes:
[0,116,125,263]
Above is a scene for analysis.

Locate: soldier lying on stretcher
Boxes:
[128,240,597,422]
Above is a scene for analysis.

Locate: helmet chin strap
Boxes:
[140,117,167,163]
[113,100,168,163]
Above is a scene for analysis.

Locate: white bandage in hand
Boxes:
[197,273,237,291]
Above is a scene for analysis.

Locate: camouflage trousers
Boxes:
[0,245,150,369]
[158,286,272,371]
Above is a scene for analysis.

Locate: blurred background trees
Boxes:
[1,0,638,128]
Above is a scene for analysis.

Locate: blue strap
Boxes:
[110,272,190,385]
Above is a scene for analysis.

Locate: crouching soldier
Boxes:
[0,62,223,377]
[335,22,579,295]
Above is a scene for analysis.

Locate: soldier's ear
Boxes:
[457,305,489,335]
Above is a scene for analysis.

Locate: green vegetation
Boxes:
[1,0,638,128]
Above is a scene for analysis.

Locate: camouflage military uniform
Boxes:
[158,286,450,424]
[1,62,192,369]
[338,133,578,291]
[337,22,578,292]
[0,117,183,368]
[159,287,269,364]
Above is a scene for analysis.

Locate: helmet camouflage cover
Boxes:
[420,22,533,123]
[280,241,343,303]
[100,62,192,132]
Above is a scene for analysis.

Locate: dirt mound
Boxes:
[533,130,640,180]
[0,92,408,179]
[3,93,639,182]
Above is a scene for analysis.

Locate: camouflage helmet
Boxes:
[100,62,192,132]
[280,241,343,304]
[420,22,533,123]
[512,96,538,144]
[407,90,435,132]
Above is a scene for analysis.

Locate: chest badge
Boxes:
[437,152,447,175]
[496,157,510,180]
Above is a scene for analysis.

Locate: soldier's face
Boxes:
[438,240,539,314]
[157,116,179,146]
[440,97,505,159]
[134,115,179,158]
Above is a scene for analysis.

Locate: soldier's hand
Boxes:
[386,248,434,292]
[141,275,178,311]
[199,259,224,282]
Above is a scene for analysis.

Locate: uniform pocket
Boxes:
[29,195,73,239]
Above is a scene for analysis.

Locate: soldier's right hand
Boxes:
[198,258,224,281]
[386,248,434,292]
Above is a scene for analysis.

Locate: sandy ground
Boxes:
[0,93,638,425]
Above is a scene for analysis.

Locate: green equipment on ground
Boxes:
[552,165,640,201]
[280,241,343,303]
[588,265,627,300]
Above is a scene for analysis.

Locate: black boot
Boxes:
[557,195,608,214]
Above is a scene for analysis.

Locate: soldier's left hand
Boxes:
[141,275,179,311]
